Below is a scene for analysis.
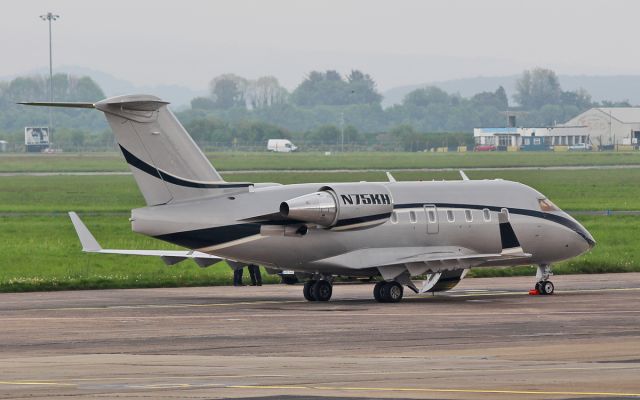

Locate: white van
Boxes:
[267,139,297,153]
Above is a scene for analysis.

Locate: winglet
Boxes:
[459,170,470,181]
[68,212,102,252]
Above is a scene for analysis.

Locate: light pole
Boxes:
[339,112,344,152]
[40,12,59,144]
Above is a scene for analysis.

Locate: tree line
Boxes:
[0,68,633,151]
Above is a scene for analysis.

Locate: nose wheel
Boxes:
[535,280,555,295]
[532,264,554,295]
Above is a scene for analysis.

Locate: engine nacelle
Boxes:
[279,183,393,230]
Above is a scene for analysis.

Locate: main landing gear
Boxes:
[532,264,555,295]
[303,279,333,301]
[373,280,404,303]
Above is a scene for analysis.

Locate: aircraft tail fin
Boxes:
[21,95,251,206]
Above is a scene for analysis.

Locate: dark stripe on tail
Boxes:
[119,145,251,189]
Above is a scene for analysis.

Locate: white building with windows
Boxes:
[474,126,589,149]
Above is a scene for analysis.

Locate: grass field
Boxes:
[0,152,638,292]
[1,150,640,172]
[0,213,636,292]
[1,168,639,213]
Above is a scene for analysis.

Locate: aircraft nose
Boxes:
[575,222,596,250]
[568,221,596,257]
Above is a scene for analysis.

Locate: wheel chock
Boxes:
[529,289,540,295]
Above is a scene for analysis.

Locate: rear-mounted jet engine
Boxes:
[280,183,394,230]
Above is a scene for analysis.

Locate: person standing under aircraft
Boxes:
[233,268,245,287]
[248,264,262,286]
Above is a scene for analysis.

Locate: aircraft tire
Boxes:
[380,281,403,303]
[303,280,317,301]
[542,281,554,295]
[373,281,386,302]
[535,281,543,293]
[312,280,332,301]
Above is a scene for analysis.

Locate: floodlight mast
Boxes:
[40,12,59,145]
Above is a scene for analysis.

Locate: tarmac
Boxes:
[1,273,639,399]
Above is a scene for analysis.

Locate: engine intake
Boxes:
[280,183,393,230]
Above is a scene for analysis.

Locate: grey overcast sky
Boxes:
[2,0,638,90]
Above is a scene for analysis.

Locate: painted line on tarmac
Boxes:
[0,380,75,387]
[17,299,308,312]
[226,384,640,397]
[2,309,640,322]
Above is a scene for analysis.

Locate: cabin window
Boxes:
[446,210,455,222]
[483,208,491,221]
[409,211,417,223]
[538,198,560,212]
[465,209,473,222]
[427,210,436,223]
[390,211,398,224]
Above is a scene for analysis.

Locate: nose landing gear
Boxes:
[531,264,555,295]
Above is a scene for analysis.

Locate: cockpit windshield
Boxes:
[538,198,560,212]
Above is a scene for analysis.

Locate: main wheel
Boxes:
[312,280,332,301]
[303,280,316,301]
[380,281,403,303]
[373,281,386,302]
[541,281,554,295]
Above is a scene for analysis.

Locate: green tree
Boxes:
[209,74,247,109]
[560,88,592,110]
[345,70,382,105]
[403,87,450,108]
[471,86,508,109]
[307,125,341,144]
[291,70,382,107]
[514,68,561,109]
[190,96,216,110]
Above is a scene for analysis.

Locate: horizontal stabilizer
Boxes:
[68,212,222,266]
[17,101,95,109]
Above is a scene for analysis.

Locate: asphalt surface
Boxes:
[1,273,639,399]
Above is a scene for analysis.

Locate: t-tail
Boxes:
[20,95,251,205]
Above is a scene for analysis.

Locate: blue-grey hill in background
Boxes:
[383,75,640,107]
[0,66,205,110]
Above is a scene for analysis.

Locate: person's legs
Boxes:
[233,268,244,286]
[248,264,262,286]
[248,264,257,286]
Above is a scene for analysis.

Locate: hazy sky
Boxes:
[2,0,638,91]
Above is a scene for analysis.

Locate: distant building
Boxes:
[474,126,589,151]
[561,107,640,147]
[474,107,640,150]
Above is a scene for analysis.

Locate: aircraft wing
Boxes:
[317,208,530,279]
[68,212,223,267]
